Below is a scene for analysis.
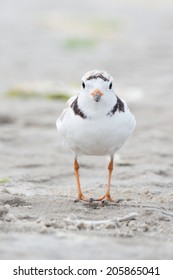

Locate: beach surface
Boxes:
[0,0,173,259]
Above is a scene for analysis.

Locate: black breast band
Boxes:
[70,97,87,119]
[107,96,125,116]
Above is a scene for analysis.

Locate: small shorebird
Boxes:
[56,70,136,202]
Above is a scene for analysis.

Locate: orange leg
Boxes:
[74,159,88,202]
[96,158,115,202]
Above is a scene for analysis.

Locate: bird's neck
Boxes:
[78,94,117,119]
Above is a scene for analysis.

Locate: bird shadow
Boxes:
[74,198,124,209]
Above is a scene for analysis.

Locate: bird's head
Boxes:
[81,70,114,102]
[78,70,116,117]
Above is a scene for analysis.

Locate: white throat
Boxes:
[78,91,117,119]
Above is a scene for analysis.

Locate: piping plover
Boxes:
[56,70,136,202]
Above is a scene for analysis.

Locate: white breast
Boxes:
[56,103,136,156]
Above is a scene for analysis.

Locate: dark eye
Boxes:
[109,82,112,89]
[82,82,85,89]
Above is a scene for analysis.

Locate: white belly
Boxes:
[57,108,136,156]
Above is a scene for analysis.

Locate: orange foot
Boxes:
[74,193,89,203]
[94,194,119,203]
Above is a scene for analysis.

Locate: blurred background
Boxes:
[0,0,173,260]
[1,0,173,96]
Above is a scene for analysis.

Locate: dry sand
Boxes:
[0,93,173,259]
[0,0,173,259]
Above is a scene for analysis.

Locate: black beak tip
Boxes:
[94,94,101,102]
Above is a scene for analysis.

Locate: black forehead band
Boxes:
[86,74,109,82]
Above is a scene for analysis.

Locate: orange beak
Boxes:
[91,89,104,97]
[91,89,103,102]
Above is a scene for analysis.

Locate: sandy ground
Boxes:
[0,93,173,259]
[0,0,173,259]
